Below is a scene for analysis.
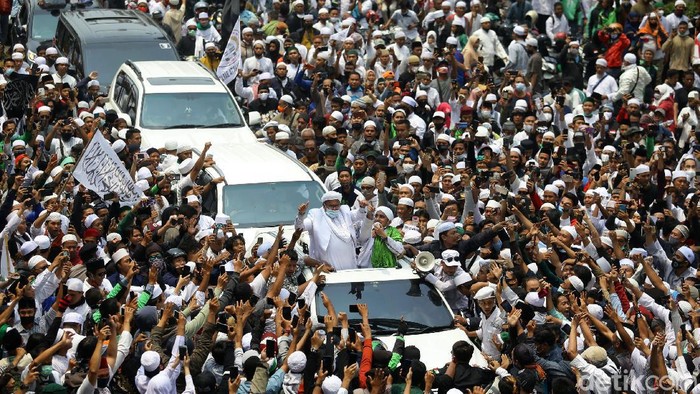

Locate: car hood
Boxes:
[376,329,488,370]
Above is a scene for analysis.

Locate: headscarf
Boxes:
[652,84,673,106]
[462,35,480,69]
[637,16,668,48]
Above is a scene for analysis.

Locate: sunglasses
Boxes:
[444,256,459,263]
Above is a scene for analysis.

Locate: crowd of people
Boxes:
[0,0,700,392]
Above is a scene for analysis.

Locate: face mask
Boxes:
[456,153,468,160]
[259,92,269,100]
[351,123,362,130]
[604,112,613,121]
[98,118,106,127]
[481,110,491,119]
[420,83,430,89]
[669,237,681,247]
[277,105,285,112]
[330,17,339,23]
[542,142,553,151]
[328,138,337,144]
[3,69,13,76]
[610,33,619,40]
[671,257,684,268]
[515,83,526,92]
[325,209,339,219]
[543,113,553,122]
[410,66,419,73]
[523,124,533,132]
[680,30,689,37]
[188,29,196,37]
[654,92,662,100]
[20,315,34,325]
[500,331,510,342]
[601,153,609,162]
[403,163,416,173]
[437,145,449,152]
[61,133,73,141]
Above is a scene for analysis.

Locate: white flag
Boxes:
[0,235,13,280]
[73,132,140,205]
[217,20,242,85]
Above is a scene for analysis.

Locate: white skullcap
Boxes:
[63,311,84,326]
[398,197,414,207]
[55,56,69,65]
[112,140,126,153]
[28,255,46,270]
[629,248,647,258]
[112,249,129,263]
[408,175,422,185]
[595,58,608,67]
[568,276,584,291]
[83,214,99,229]
[672,170,689,181]
[679,245,695,264]
[67,278,84,292]
[321,191,342,203]
[20,241,38,256]
[376,206,394,221]
[434,221,455,238]
[561,226,578,239]
[141,351,161,372]
[62,234,78,244]
[107,233,122,243]
[178,158,195,175]
[587,304,604,320]
[322,375,342,394]
[544,184,559,194]
[525,292,545,307]
[624,53,637,64]
[474,286,496,300]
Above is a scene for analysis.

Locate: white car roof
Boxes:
[129,61,228,94]
[316,260,420,284]
[207,141,318,185]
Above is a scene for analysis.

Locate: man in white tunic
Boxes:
[295,191,368,271]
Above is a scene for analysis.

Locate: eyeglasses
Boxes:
[361,185,374,190]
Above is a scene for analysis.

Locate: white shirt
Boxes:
[51,73,77,88]
[476,307,505,359]
[586,72,618,101]
[472,28,508,67]
[242,56,274,85]
[545,14,569,41]
[295,206,367,270]
[83,277,114,295]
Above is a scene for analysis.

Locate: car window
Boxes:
[315,280,454,334]
[126,78,138,122]
[116,75,132,112]
[222,181,325,228]
[84,42,178,86]
[140,92,243,129]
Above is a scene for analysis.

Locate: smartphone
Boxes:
[173,310,180,320]
[136,152,147,160]
[181,265,191,276]
[348,327,356,343]
[249,295,259,306]
[347,351,359,365]
[257,237,263,244]
[266,297,275,306]
[400,358,412,378]
[216,322,228,333]
[332,326,342,338]
[287,292,297,306]
[265,339,276,358]
[229,367,239,381]
[282,306,292,320]
[322,356,333,375]
[178,345,187,360]
[349,304,360,313]
[619,204,627,212]
[291,315,299,327]
[506,215,518,224]
[297,298,306,309]
[103,192,115,200]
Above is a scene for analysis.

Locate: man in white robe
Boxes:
[295,191,369,271]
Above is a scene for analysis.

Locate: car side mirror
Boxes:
[248,111,261,127]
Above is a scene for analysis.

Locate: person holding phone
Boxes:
[357,206,404,268]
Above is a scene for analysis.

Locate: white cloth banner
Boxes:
[73,132,140,205]
[217,20,242,85]
[0,235,13,280]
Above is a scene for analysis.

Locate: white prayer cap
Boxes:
[321,191,342,203]
[28,255,46,270]
[62,234,78,244]
[112,248,130,263]
[398,197,414,207]
[67,278,84,292]
[376,206,394,221]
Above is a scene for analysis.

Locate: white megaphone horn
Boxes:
[414,251,436,273]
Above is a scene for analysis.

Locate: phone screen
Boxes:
[282,306,292,320]
[349,304,359,313]
[265,339,275,358]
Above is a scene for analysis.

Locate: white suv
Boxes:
[106,60,262,146]
[304,259,488,370]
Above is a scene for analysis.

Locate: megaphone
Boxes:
[414,251,436,273]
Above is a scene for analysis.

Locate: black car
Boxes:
[10,0,98,58]
[55,9,179,86]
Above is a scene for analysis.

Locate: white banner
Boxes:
[73,132,140,205]
[0,235,13,280]
[217,19,242,85]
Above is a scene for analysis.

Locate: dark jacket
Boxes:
[418,228,499,266]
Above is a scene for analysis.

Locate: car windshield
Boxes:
[31,12,59,40]
[315,280,454,334]
[85,42,178,84]
[140,92,243,129]
[222,181,324,227]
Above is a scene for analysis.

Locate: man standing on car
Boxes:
[295,191,369,271]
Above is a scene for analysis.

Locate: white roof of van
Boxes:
[130,61,228,94]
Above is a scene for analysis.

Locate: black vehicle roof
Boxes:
[59,9,170,44]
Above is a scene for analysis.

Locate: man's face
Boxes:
[338,171,352,186]
[349,73,361,89]
[254,45,264,56]
[127,132,141,147]
[554,3,563,15]
[679,23,689,35]
[276,65,288,77]
[47,219,61,236]
[353,159,367,174]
